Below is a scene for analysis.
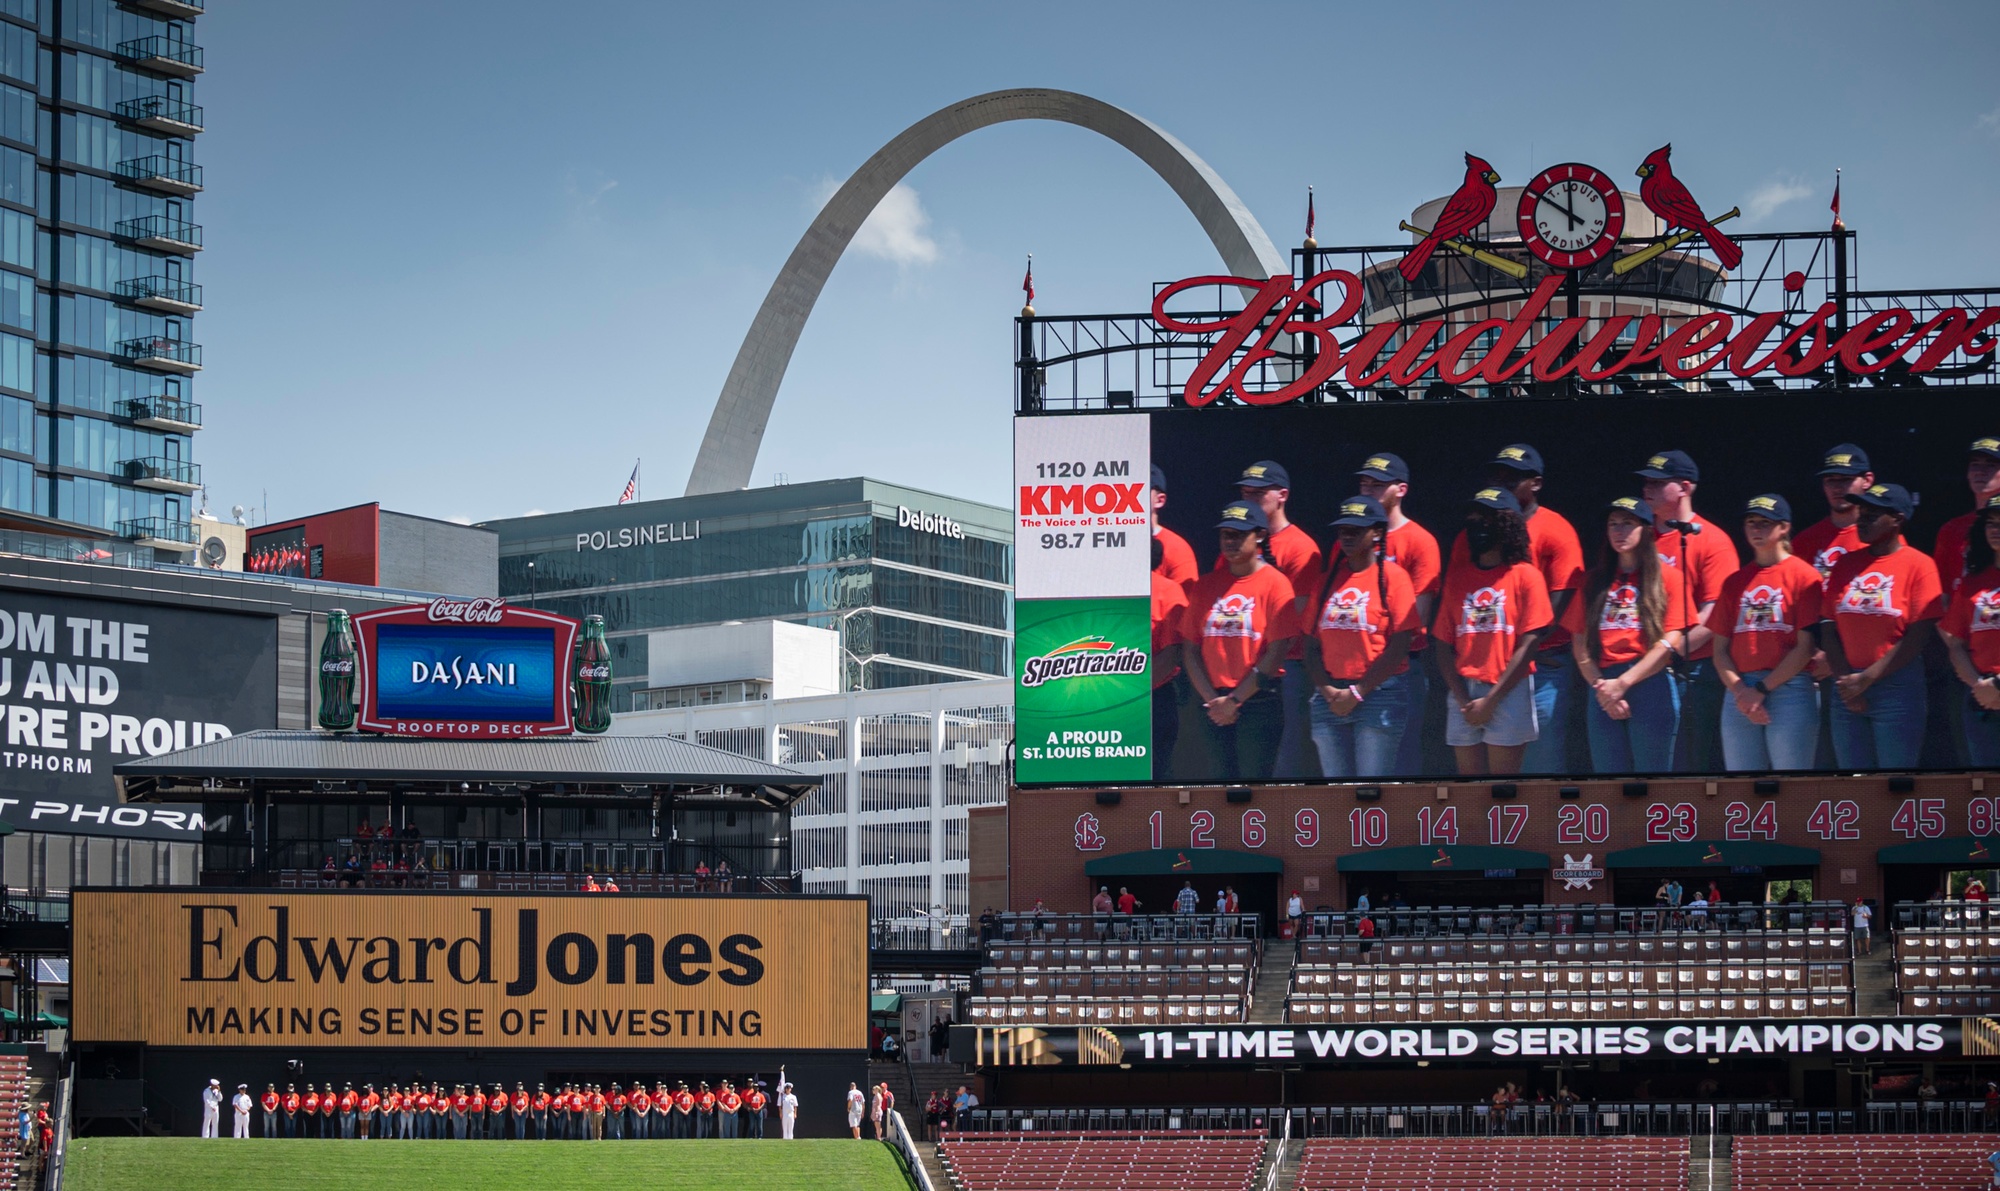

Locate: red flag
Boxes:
[618,460,640,505]
[1831,170,1843,231]
[1305,186,1315,241]
[1021,255,1034,305]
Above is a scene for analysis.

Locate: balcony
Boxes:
[114,35,203,78]
[114,95,203,136]
[122,394,201,433]
[117,336,202,374]
[114,215,201,255]
[121,0,205,18]
[113,275,202,314]
[113,154,201,196]
[116,515,197,549]
[119,457,201,494]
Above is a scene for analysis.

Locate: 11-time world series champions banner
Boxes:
[1015,415,1154,784]
[73,891,868,1051]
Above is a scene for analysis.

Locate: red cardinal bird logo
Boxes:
[1636,145,1742,271]
[1398,153,1501,284]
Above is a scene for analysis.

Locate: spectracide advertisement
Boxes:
[1014,597,1152,784]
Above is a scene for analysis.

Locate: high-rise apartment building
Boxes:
[0,0,203,558]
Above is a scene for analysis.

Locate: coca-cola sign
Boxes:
[1152,271,2000,408]
[349,602,581,739]
[426,597,506,624]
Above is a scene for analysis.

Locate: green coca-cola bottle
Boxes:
[318,609,357,731]
[574,614,613,734]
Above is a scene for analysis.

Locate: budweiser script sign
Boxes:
[1153,272,2000,407]
[426,598,506,624]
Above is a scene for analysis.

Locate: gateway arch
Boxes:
[683,87,1286,496]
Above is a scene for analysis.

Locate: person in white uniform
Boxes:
[200,1078,224,1138]
[778,1079,799,1140]
[231,1084,253,1139]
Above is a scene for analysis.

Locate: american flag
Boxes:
[618,461,640,505]
[1830,169,1843,231]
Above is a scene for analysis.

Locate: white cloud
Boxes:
[1980,107,2000,136]
[1743,177,1813,221]
[447,515,474,526]
[814,178,940,267]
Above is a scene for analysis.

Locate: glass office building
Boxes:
[0,0,203,555]
[485,478,1013,711]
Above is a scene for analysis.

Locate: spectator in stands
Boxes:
[1116,888,1139,915]
[881,1031,902,1062]
[1985,1081,1998,1129]
[342,853,364,887]
[1286,889,1303,935]
[715,858,734,891]
[1852,897,1874,954]
[978,906,997,945]
[1030,898,1049,937]
[1213,887,1228,915]
[870,1023,886,1058]
[1225,886,1239,915]
[1986,1146,2000,1189]
[412,855,431,880]
[1092,886,1114,937]
[1654,878,1671,907]
[925,1090,948,1142]
[1918,1076,1939,1105]
[1175,881,1200,914]
[357,818,375,840]
[1707,880,1723,905]
[320,855,338,886]
[1357,914,1377,955]
[1687,892,1709,928]
[1971,878,1991,904]
[695,860,712,890]
[953,1085,978,1131]
[1386,890,1408,910]
[583,873,602,893]
[1355,888,1371,915]
[930,1016,950,1061]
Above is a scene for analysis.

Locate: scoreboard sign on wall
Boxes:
[353,600,579,738]
[72,891,868,1051]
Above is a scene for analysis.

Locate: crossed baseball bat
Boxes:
[1611,208,1741,276]
[1398,221,1529,280]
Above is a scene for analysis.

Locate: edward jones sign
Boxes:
[73,891,867,1051]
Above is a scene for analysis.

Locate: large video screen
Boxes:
[1014,389,1998,786]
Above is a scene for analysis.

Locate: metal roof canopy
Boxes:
[113,729,819,810]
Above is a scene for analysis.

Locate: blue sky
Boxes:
[191,1,2000,524]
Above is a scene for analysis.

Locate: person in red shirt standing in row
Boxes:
[1232,461,1322,780]
[1355,453,1441,776]
[1931,437,2000,601]
[1462,445,1585,776]
[1638,449,1739,774]
[1437,487,1553,776]
[1794,444,1872,580]
[1150,533,1190,782]
[1823,483,1943,769]
[1942,495,2000,766]
[1177,500,1302,781]
[1568,498,1689,774]
[1301,494,1419,778]
[1150,465,1198,593]
[1711,495,1825,772]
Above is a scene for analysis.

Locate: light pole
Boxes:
[525,559,536,608]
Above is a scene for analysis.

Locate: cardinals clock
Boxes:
[1516,163,1625,271]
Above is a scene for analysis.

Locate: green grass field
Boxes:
[65,1137,914,1191]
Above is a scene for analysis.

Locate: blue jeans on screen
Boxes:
[1274,664,1320,779]
[1719,670,1820,772]
[1830,662,1927,770]
[1309,673,1411,779]
[1393,654,1430,776]
[1521,648,1576,774]
[1584,662,1681,775]
[1962,689,2000,768]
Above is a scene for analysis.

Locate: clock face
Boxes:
[1516,163,1626,270]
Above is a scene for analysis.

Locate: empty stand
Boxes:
[970,934,1261,1027]
[1893,903,2000,1014]
[1293,1137,1686,1191]
[940,1131,1264,1191]
[1734,1134,1997,1190]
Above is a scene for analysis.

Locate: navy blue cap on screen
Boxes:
[1355,453,1410,483]
[1816,445,1870,477]
[1743,494,1793,522]
[1330,495,1389,528]
[1470,487,1523,514]
[1635,450,1700,481]
[1489,444,1544,474]
[1850,483,1915,520]
[1150,464,1167,492]
[1237,460,1290,489]
[1216,501,1271,531]
[1607,497,1655,526]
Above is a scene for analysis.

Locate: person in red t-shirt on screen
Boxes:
[1302,494,1418,779]
[1150,464,1198,595]
[1710,494,1825,772]
[1233,460,1322,780]
[1638,449,1739,774]
[1932,437,2000,603]
[1151,535,1191,781]
[1822,483,1943,769]
[1178,500,1303,781]
[1356,452,1441,776]
[1568,498,1688,775]
[1450,445,1585,776]
[1941,494,2000,766]
[1435,487,1553,776]
[1793,443,1873,582]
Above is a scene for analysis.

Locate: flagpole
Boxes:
[1832,168,1848,390]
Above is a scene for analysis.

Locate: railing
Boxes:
[874,917,975,951]
[960,1101,1873,1137]
[115,215,203,250]
[113,95,203,132]
[888,1109,936,1191]
[115,515,196,546]
[116,336,201,369]
[115,275,203,309]
[1298,899,1853,939]
[118,455,200,487]
[0,527,155,567]
[1894,899,2000,931]
[115,35,203,74]
[4,895,71,923]
[112,154,201,190]
[48,1073,71,1191]
[1261,1109,1290,1191]
[984,911,1263,944]
[121,393,201,427]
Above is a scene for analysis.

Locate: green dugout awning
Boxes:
[1605,840,1821,869]
[1877,836,2000,866]
[1335,845,1551,873]
[869,994,902,1016]
[1083,848,1283,878]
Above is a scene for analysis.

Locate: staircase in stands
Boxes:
[0,1053,27,1190]
[1851,949,1898,1015]
[1250,939,1295,1024]
[1690,1134,1734,1191]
